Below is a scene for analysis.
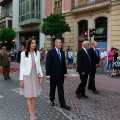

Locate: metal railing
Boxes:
[0,11,12,19]
[71,0,111,10]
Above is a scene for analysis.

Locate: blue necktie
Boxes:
[58,50,61,62]
[95,49,98,56]
[86,51,91,66]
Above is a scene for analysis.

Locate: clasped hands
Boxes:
[20,77,43,88]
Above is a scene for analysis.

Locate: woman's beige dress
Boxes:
[20,53,42,98]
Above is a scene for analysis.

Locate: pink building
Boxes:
[45,0,72,16]
[45,0,53,16]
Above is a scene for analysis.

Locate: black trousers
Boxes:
[76,74,88,96]
[50,77,65,106]
[88,67,96,91]
[3,65,10,78]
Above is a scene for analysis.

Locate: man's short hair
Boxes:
[2,46,6,49]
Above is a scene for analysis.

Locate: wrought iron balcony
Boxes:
[71,0,111,11]
[0,11,12,19]
[0,0,12,6]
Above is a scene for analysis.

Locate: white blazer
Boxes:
[19,51,43,80]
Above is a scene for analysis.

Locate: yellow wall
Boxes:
[44,3,120,51]
[111,4,120,48]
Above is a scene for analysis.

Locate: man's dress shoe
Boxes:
[7,76,11,79]
[61,104,71,111]
[4,77,7,80]
[81,95,89,98]
[50,101,55,106]
[93,90,100,94]
[75,92,81,99]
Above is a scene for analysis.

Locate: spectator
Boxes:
[17,45,25,63]
[117,49,120,56]
[0,46,11,80]
[114,48,118,62]
[68,48,73,69]
[40,48,45,65]
[107,47,114,72]
[10,49,15,62]
[100,48,107,74]
[66,46,70,65]
[74,49,78,68]
[111,57,120,76]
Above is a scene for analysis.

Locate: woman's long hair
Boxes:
[25,37,37,57]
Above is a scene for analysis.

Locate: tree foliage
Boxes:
[40,14,71,38]
[0,28,16,42]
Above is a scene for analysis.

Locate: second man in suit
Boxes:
[76,41,91,99]
[46,38,71,111]
[88,41,100,94]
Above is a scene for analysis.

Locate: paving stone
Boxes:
[0,62,120,120]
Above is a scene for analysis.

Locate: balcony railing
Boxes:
[71,0,111,11]
[0,0,12,6]
[54,6,62,14]
[0,11,12,19]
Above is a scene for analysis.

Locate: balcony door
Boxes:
[78,20,88,50]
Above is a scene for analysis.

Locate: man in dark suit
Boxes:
[0,46,11,80]
[88,41,100,94]
[46,38,71,111]
[17,45,25,63]
[76,41,91,99]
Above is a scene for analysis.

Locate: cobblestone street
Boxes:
[0,62,120,120]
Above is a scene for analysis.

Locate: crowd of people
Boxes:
[1,38,120,120]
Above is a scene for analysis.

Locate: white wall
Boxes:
[40,0,46,49]
[12,0,20,51]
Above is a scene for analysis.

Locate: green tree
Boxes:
[40,14,71,42]
[0,28,16,41]
[0,28,16,50]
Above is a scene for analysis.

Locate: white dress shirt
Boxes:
[100,51,107,60]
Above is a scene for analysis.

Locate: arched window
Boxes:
[78,20,88,40]
[95,17,107,41]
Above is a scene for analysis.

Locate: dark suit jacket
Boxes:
[17,50,22,63]
[88,47,100,69]
[77,48,91,74]
[46,48,67,79]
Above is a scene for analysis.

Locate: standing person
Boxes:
[17,45,25,63]
[40,48,45,65]
[19,38,43,120]
[107,47,114,72]
[114,48,118,63]
[88,41,100,94]
[46,38,71,111]
[100,48,107,74]
[66,46,70,55]
[10,49,15,62]
[66,46,70,65]
[74,49,78,68]
[0,46,11,80]
[67,48,73,69]
[75,41,91,99]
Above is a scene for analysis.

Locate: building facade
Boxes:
[45,0,120,52]
[0,0,46,50]
[0,0,13,48]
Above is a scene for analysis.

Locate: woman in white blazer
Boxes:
[20,38,43,120]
